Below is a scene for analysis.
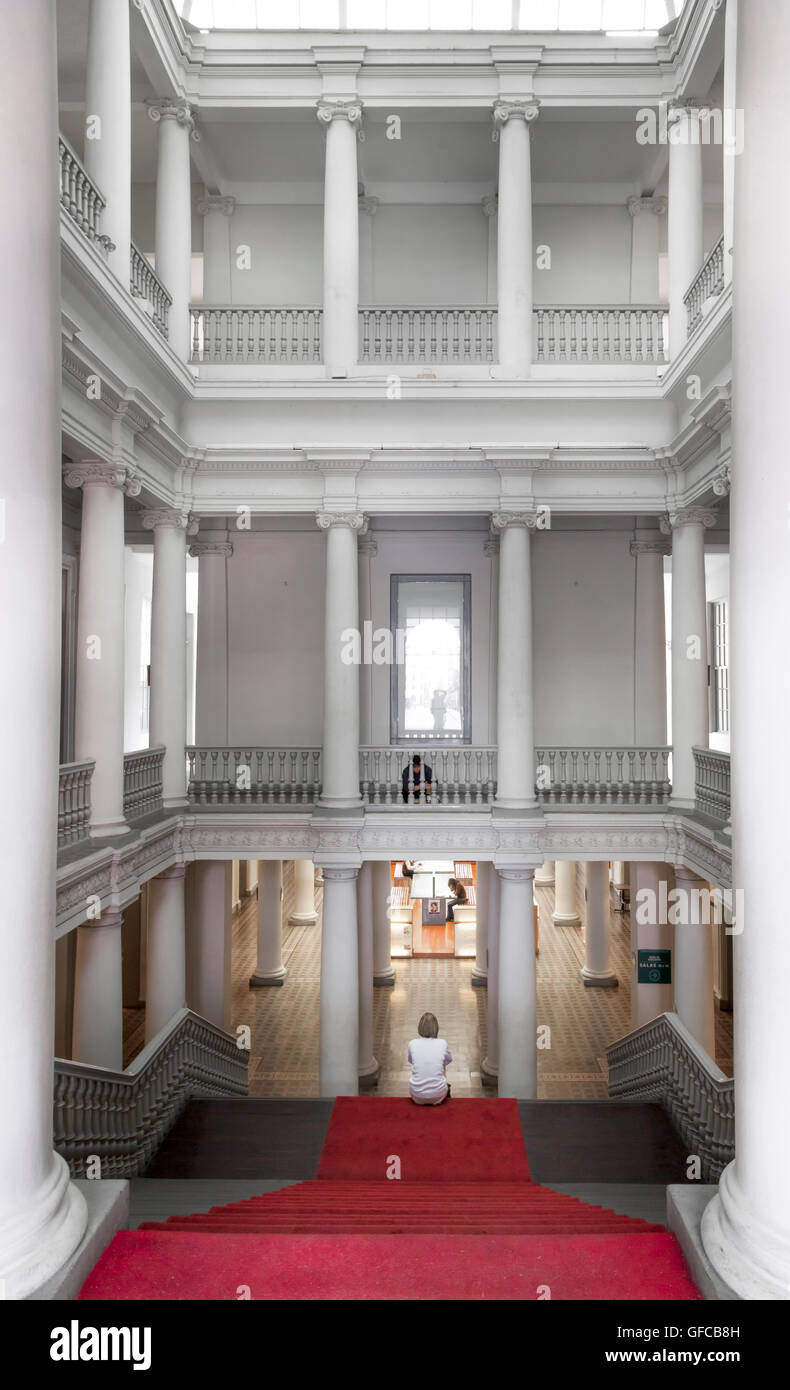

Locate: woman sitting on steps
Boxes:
[408,1012,452,1105]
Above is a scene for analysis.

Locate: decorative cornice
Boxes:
[142,506,199,534]
[196,195,236,218]
[630,537,671,558]
[63,460,141,496]
[492,99,540,140]
[660,506,719,533]
[712,465,731,497]
[189,539,234,559]
[491,509,539,531]
[316,511,365,531]
[147,98,199,140]
[627,195,667,218]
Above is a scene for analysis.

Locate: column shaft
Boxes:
[85,0,131,281]
[668,107,704,356]
[251,860,286,986]
[668,511,714,806]
[494,517,535,806]
[290,858,318,925]
[357,535,376,745]
[472,860,490,986]
[372,859,395,985]
[145,867,186,1040]
[72,910,123,1069]
[356,862,378,1083]
[319,515,362,807]
[145,512,190,808]
[187,860,232,1029]
[552,860,580,927]
[497,868,537,1098]
[581,861,617,987]
[534,860,555,887]
[672,866,715,1056]
[319,868,359,1096]
[191,540,231,745]
[632,536,670,745]
[481,867,501,1080]
[150,102,194,361]
[319,103,361,378]
[494,102,537,378]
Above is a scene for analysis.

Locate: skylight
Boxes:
[177,0,686,34]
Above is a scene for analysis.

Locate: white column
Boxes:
[664,506,717,807]
[630,862,674,1030]
[72,908,123,1069]
[534,860,554,887]
[357,530,377,746]
[190,537,232,744]
[356,861,378,1084]
[482,194,498,302]
[147,99,195,361]
[701,0,790,1297]
[552,860,580,927]
[66,461,138,836]
[197,195,235,303]
[492,512,536,807]
[493,100,539,379]
[317,512,363,807]
[472,861,491,987]
[0,0,87,1296]
[143,508,194,809]
[481,867,501,1081]
[497,867,537,1098]
[251,860,286,986]
[319,867,359,1096]
[581,861,618,988]
[317,99,362,378]
[627,196,666,303]
[145,866,186,1040]
[187,860,232,1029]
[289,858,318,925]
[631,534,670,744]
[722,0,738,287]
[672,864,715,1056]
[668,102,704,357]
[372,859,395,986]
[84,0,131,282]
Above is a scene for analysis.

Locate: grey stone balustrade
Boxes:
[360,745,497,807]
[58,133,112,252]
[190,305,322,363]
[693,746,731,823]
[535,746,671,806]
[534,305,668,363]
[123,745,165,821]
[57,759,95,848]
[187,746,322,805]
[684,234,726,336]
[130,241,172,339]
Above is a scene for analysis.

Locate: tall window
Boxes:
[390,575,471,743]
[709,599,729,734]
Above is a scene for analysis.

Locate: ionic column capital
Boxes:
[630,536,671,558]
[189,539,234,559]
[320,865,359,883]
[627,195,667,218]
[492,99,540,139]
[153,864,186,881]
[316,99,363,130]
[196,194,236,218]
[712,464,731,497]
[81,907,124,931]
[142,506,199,534]
[492,508,539,531]
[496,866,536,883]
[63,460,141,497]
[660,506,719,533]
[147,98,199,140]
[316,511,366,532]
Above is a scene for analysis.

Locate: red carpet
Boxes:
[78,1098,701,1300]
[316,1096,530,1181]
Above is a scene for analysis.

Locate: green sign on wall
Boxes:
[637,949,672,984]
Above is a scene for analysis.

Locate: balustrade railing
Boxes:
[187,746,322,805]
[535,746,671,806]
[123,746,165,821]
[58,134,112,252]
[359,307,496,364]
[360,746,497,807]
[130,241,172,339]
[607,1011,734,1181]
[534,305,668,364]
[190,306,322,363]
[54,1008,248,1178]
[684,234,725,336]
[57,760,94,849]
[693,746,731,823]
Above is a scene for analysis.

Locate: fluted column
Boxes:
[481,866,501,1081]
[197,195,235,303]
[0,0,87,1295]
[317,99,362,378]
[668,102,704,357]
[357,530,377,745]
[497,867,537,1098]
[631,534,670,744]
[472,861,491,987]
[372,859,395,986]
[188,860,232,1029]
[672,864,715,1056]
[190,537,232,745]
[251,860,286,986]
[289,858,318,925]
[662,506,717,807]
[492,511,536,807]
[84,0,131,281]
[147,99,196,361]
[319,866,359,1096]
[143,507,195,809]
[72,908,124,1069]
[492,100,539,378]
[317,511,363,807]
[627,196,666,304]
[630,862,674,1029]
[552,859,580,927]
[356,861,378,1084]
[66,460,140,836]
[581,861,618,988]
[145,866,186,1040]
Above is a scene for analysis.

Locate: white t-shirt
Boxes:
[407,1036,452,1101]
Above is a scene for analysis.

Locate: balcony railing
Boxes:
[693,746,730,823]
[535,746,671,806]
[130,242,172,339]
[534,305,668,364]
[187,746,322,805]
[359,307,496,364]
[57,759,95,849]
[360,746,497,807]
[123,746,165,821]
[684,234,726,337]
[58,134,112,253]
[189,306,322,364]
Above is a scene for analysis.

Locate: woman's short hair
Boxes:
[418,1012,439,1038]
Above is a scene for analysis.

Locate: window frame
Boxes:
[389,572,472,746]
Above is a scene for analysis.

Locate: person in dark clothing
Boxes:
[446,877,468,922]
[402,753,433,803]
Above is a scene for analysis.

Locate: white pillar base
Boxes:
[373,968,396,987]
[288,911,318,926]
[358,1058,380,1087]
[580,965,619,989]
[480,1056,498,1083]
[701,1163,790,1301]
[91,818,130,839]
[0,1154,88,1300]
[471,966,488,987]
[552,911,581,927]
[249,964,287,988]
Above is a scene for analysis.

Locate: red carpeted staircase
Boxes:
[79,1098,701,1300]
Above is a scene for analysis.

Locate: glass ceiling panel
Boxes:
[178,0,686,32]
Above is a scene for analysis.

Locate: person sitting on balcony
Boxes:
[446,877,468,923]
[407,1012,452,1105]
[402,753,433,803]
